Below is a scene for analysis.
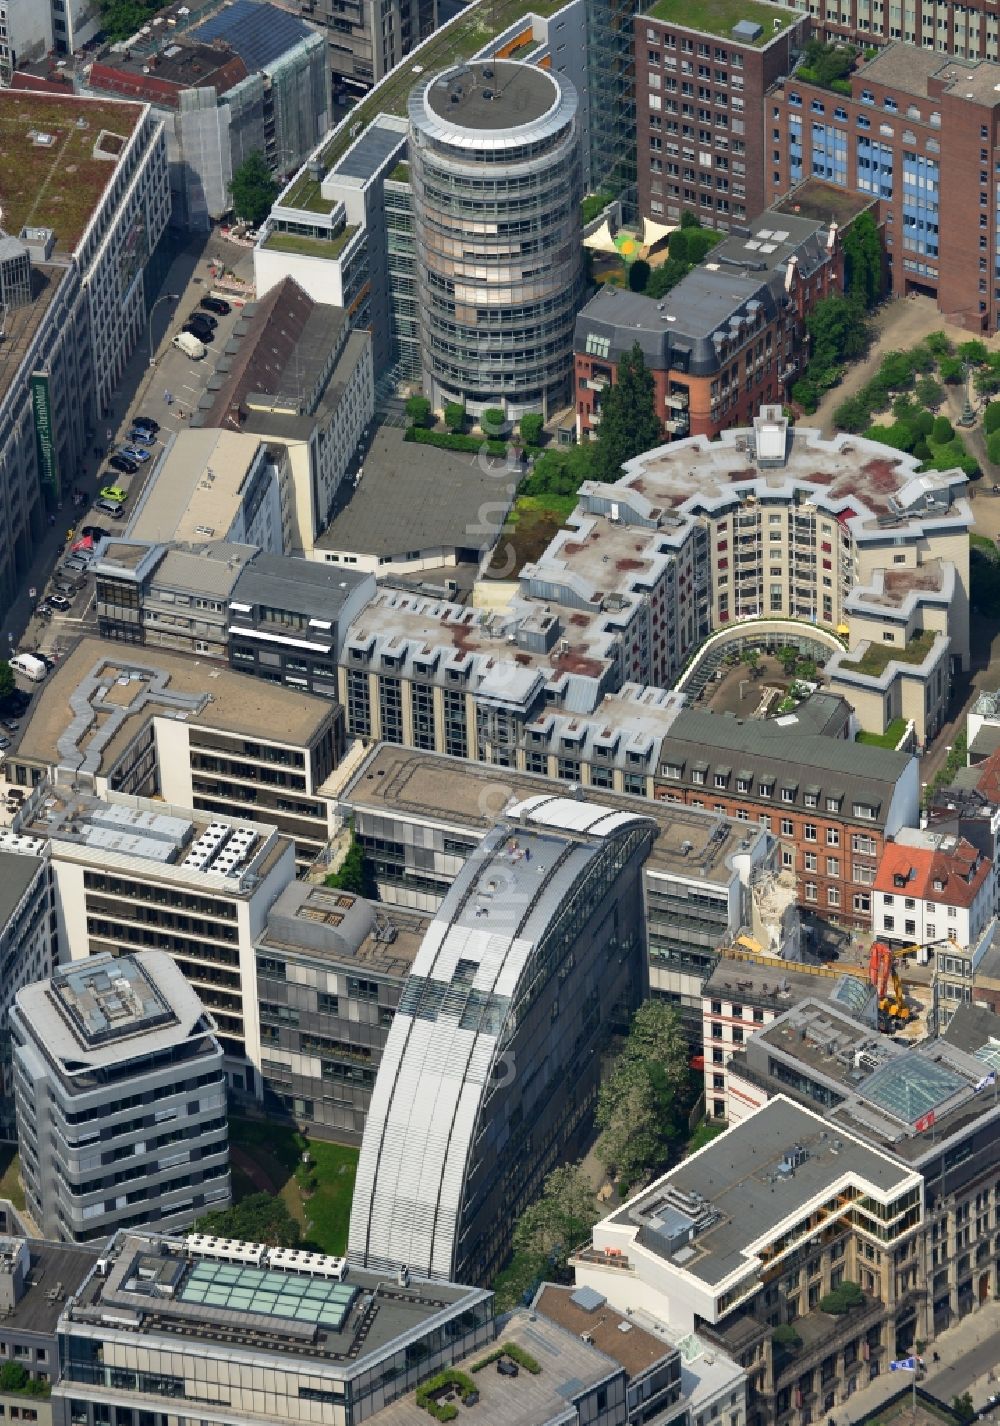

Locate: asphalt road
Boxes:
[926,1337,1000,1400]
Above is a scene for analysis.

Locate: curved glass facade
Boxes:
[408,61,584,418]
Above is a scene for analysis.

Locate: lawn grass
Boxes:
[971,531,999,559]
[0,1146,25,1212]
[229,1116,358,1256]
[686,1120,726,1156]
[645,0,798,42]
[263,227,358,260]
[857,717,907,748]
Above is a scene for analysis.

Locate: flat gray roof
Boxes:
[230,554,371,619]
[318,426,515,559]
[425,61,558,129]
[334,117,406,180]
[6,1240,98,1337]
[0,849,42,934]
[615,1097,914,1286]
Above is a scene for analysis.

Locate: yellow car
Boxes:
[99,485,127,503]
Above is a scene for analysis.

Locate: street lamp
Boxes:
[147,292,179,366]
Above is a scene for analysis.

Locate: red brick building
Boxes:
[636,0,810,228]
[769,44,1000,328]
[574,200,847,441]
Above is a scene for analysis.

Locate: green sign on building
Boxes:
[30,371,59,502]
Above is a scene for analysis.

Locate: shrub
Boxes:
[791,377,818,413]
[405,394,432,428]
[912,437,930,461]
[915,375,944,410]
[519,412,544,446]
[820,1281,864,1315]
[443,401,466,434]
[416,1370,479,1421]
[628,258,651,292]
[404,426,508,456]
[0,1364,27,1393]
[925,329,953,358]
[480,407,507,438]
[471,1344,543,1374]
[772,1324,802,1349]
[939,356,965,384]
[833,395,871,433]
[985,400,1000,435]
[879,349,914,389]
[932,415,954,443]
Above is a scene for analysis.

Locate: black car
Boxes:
[108,455,139,476]
[81,525,108,540]
[182,320,214,344]
[36,654,56,672]
[189,310,217,329]
[200,296,231,317]
[1,693,30,716]
[132,415,160,434]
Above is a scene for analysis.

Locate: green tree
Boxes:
[915,374,944,410]
[925,330,953,358]
[512,1163,599,1266]
[628,258,651,292]
[481,408,506,438]
[229,151,279,228]
[958,339,989,366]
[953,1395,976,1425]
[519,412,544,447]
[932,415,954,443]
[842,211,883,309]
[197,1193,300,1247]
[878,349,915,390]
[406,395,433,428]
[492,1250,547,1312]
[443,401,466,434]
[832,395,871,433]
[819,1280,864,1314]
[98,0,156,42]
[0,662,14,702]
[984,400,1000,434]
[592,342,662,481]
[596,1002,691,1188]
[0,1363,27,1393]
[325,833,376,898]
[939,355,965,384]
[805,294,871,387]
[645,259,689,299]
[680,209,699,229]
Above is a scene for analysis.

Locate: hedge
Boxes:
[470,1343,542,1375]
[415,1369,479,1421]
[404,427,508,456]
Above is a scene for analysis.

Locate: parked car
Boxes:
[62,555,90,574]
[47,594,71,611]
[128,427,156,445]
[1,692,31,715]
[108,455,138,476]
[100,485,128,503]
[52,579,79,598]
[182,320,214,344]
[0,719,19,733]
[200,296,231,317]
[95,498,125,518]
[190,310,217,329]
[132,415,160,433]
[36,654,56,672]
[118,445,151,464]
[81,525,108,540]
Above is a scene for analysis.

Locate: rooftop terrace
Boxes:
[839,628,939,677]
[0,90,143,252]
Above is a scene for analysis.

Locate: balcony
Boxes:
[665,417,690,435]
[665,391,689,410]
[585,376,609,392]
[773,1297,887,1388]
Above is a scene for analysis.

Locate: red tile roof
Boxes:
[975,749,1000,807]
[874,838,991,910]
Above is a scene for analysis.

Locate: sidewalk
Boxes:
[837,1302,1000,1425]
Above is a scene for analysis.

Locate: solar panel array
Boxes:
[194,0,311,70]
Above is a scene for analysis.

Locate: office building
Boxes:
[635,0,808,227]
[56,1230,495,1426]
[256,0,590,385]
[408,59,584,418]
[0,90,168,624]
[873,829,993,950]
[95,539,258,658]
[255,882,430,1139]
[12,952,230,1243]
[228,555,375,699]
[7,638,343,868]
[333,741,785,1040]
[573,1096,924,1426]
[3,783,295,1091]
[0,850,55,1138]
[930,918,1000,1030]
[193,277,374,551]
[574,202,851,441]
[349,795,656,1284]
[126,429,292,554]
[0,0,100,76]
[303,0,432,94]
[0,1233,98,1408]
[84,5,328,228]
[770,44,1000,328]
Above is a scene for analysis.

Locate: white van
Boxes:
[172,330,206,360]
[10,653,46,682]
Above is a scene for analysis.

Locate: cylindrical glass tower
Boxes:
[408,59,583,420]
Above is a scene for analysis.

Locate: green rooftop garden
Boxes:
[389,161,411,183]
[281,171,336,215]
[262,226,359,259]
[644,0,799,42]
[840,628,937,678]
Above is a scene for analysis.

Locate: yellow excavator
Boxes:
[867,937,955,1031]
